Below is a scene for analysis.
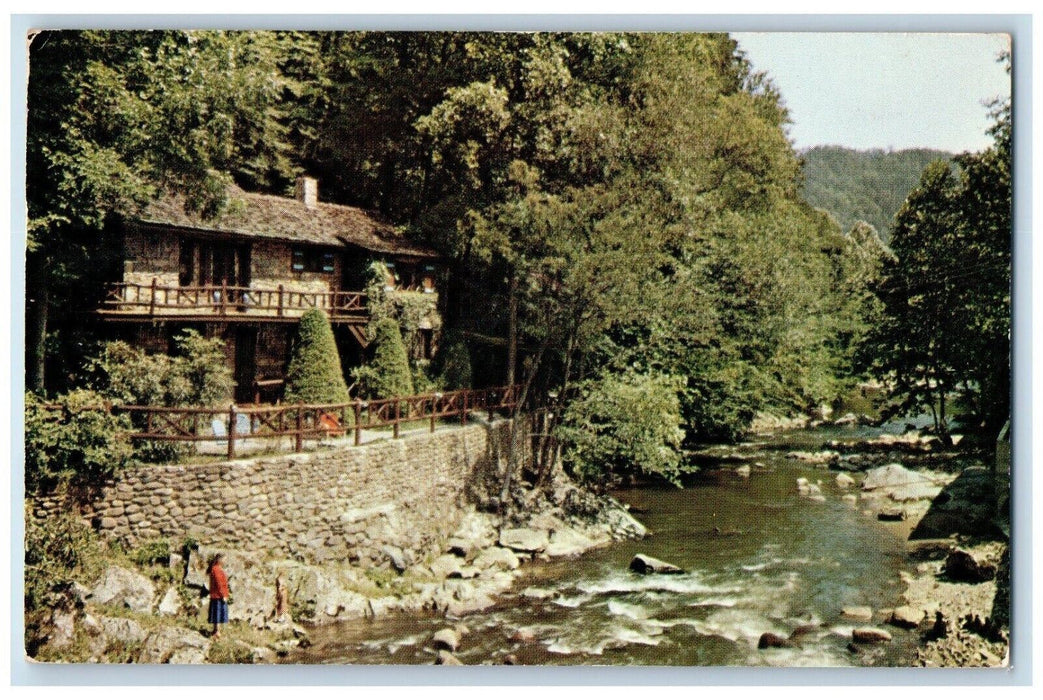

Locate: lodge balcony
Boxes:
[97,280,370,324]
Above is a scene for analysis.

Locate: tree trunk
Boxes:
[506,270,518,386]
[25,252,49,394]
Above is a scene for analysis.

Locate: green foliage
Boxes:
[207,636,255,664]
[24,507,104,610]
[862,97,1010,436]
[89,330,233,407]
[285,309,351,404]
[362,318,415,399]
[84,330,233,462]
[24,390,133,493]
[558,371,686,486]
[801,146,953,240]
[433,331,473,390]
[129,538,171,568]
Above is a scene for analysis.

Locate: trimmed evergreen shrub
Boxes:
[285,309,351,404]
[367,317,414,399]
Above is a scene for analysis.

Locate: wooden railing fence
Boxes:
[39,385,521,459]
[101,280,367,318]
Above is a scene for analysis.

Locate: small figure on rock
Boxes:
[273,575,290,622]
[207,553,230,639]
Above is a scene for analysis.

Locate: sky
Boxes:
[732,33,1011,154]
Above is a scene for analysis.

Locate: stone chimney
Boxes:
[295,176,318,208]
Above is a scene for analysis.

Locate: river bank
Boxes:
[782,428,1011,668]
[26,466,647,664]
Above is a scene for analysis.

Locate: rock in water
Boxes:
[629,553,684,575]
[943,548,997,583]
[841,606,874,622]
[758,632,795,649]
[888,606,923,630]
[734,465,751,478]
[431,627,461,652]
[852,628,892,643]
[436,649,463,665]
[835,472,856,488]
[877,509,906,521]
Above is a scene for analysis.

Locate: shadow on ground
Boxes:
[909,466,1007,541]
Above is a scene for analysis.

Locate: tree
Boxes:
[863,97,1010,437]
[26,30,301,393]
[285,309,351,404]
[364,318,415,399]
[558,371,686,487]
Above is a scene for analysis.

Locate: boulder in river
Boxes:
[852,627,892,643]
[436,649,464,665]
[758,632,796,649]
[431,627,461,652]
[877,509,907,521]
[629,553,684,575]
[835,472,856,488]
[734,465,751,478]
[887,606,924,630]
[841,606,874,622]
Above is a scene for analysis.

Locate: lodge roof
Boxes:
[133,184,440,260]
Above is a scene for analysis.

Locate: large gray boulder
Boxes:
[861,463,943,502]
[137,626,210,664]
[498,528,549,553]
[629,553,684,575]
[90,566,156,613]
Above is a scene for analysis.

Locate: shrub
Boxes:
[87,331,233,461]
[24,390,133,493]
[284,309,351,404]
[25,506,103,610]
[433,331,473,389]
[364,318,414,399]
[130,538,171,568]
[89,330,233,408]
[558,370,687,487]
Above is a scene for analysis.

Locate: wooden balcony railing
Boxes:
[99,280,367,320]
[37,385,522,459]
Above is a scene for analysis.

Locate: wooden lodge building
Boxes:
[98,177,442,404]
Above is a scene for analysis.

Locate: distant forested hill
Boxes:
[801,146,953,240]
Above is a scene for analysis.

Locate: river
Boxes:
[287,426,923,666]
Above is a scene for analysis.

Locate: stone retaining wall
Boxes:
[39,419,522,568]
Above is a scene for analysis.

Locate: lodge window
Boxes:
[292,248,336,274]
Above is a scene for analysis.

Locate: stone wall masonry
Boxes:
[51,419,522,569]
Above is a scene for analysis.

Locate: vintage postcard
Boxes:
[19,26,1013,671]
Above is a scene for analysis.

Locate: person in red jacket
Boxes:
[207,553,230,639]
